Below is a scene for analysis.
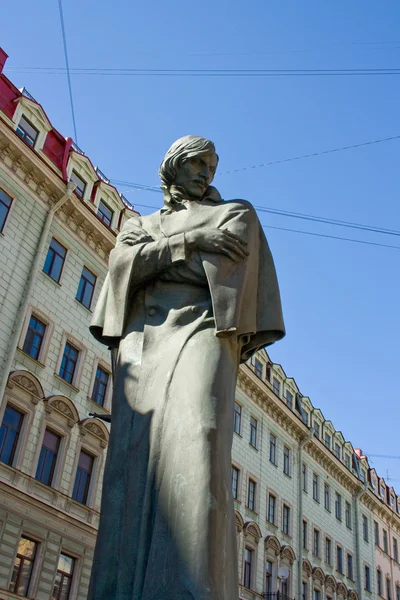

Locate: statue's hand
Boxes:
[185,228,248,261]
[117,231,154,246]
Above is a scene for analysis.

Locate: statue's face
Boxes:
[174,151,218,199]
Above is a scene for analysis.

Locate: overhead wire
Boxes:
[57,0,78,144]
[6,66,400,77]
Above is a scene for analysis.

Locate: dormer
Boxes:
[12,94,52,152]
[92,179,128,232]
[67,151,98,203]
[323,420,335,450]
[301,396,313,427]
[283,377,298,411]
[332,431,345,461]
[369,468,378,494]
[312,408,324,440]
[379,478,386,501]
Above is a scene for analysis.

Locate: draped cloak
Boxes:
[88,196,285,600]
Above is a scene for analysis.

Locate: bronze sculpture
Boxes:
[88,135,285,599]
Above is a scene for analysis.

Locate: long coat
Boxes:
[88,197,285,600]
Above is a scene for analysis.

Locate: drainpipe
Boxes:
[298,427,314,600]
[353,484,366,599]
[0,182,76,404]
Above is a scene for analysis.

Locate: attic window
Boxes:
[97,200,113,227]
[16,115,38,147]
[70,170,86,198]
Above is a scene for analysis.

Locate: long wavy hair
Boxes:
[159,135,218,188]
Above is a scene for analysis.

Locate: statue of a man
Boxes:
[89,135,285,599]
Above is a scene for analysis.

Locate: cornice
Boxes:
[0,124,116,261]
[238,365,306,442]
[362,489,400,532]
[238,365,364,494]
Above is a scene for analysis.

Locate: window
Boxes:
[0,405,23,466]
[254,358,262,378]
[282,504,290,535]
[324,483,330,511]
[375,521,380,546]
[387,578,392,600]
[249,417,257,448]
[16,115,38,147]
[302,520,308,549]
[383,529,388,552]
[51,552,74,600]
[312,473,319,502]
[363,515,369,542]
[313,591,321,600]
[337,545,343,573]
[232,466,239,500]
[272,377,280,396]
[344,454,351,469]
[360,469,366,482]
[72,450,94,504]
[335,492,342,521]
[285,390,293,409]
[394,537,398,562]
[9,536,37,596]
[325,537,332,564]
[36,429,61,486]
[302,582,308,600]
[243,547,253,589]
[22,315,46,360]
[233,402,241,434]
[91,365,110,406]
[313,529,320,556]
[43,238,67,282]
[283,446,290,475]
[267,493,276,524]
[269,434,277,464]
[59,342,79,384]
[0,188,12,232]
[265,560,273,594]
[70,170,86,198]
[364,565,371,591]
[76,266,96,309]
[313,421,320,439]
[247,479,256,511]
[302,463,308,492]
[345,501,352,529]
[380,482,385,498]
[334,443,340,459]
[324,433,331,449]
[97,200,113,227]
[347,553,353,580]
[377,569,382,596]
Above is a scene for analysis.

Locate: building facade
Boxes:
[1,46,400,600]
[0,47,135,600]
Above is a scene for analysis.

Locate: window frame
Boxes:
[345,501,352,529]
[272,377,280,396]
[282,504,290,535]
[232,465,240,500]
[42,237,68,283]
[90,364,111,408]
[254,358,263,378]
[233,401,242,435]
[52,552,75,600]
[283,446,291,476]
[269,433,277,465]
[363,514,369,542]
[71,449,95,505]
[0,186,14,234]
[70,170,87,199]
[97,199,114,228]
[325,536,332,565]
[313,528,320,557]
[249,416,258,449]
[76,266,97,310]
[336,544,343,574]
[9,535,38,597]
[35,428,62,488]
[364,565,371,591]
[18,306,54,366]
[302,463,308,492]
[267,492,276,525]
[0,405,24,467]
[324,483,330,511]
[16,114,39,147]
[312,473,319,502]
[335,492,342,521]
[56,334,87,390]
[243,546,254,589]
[247,478,257,512]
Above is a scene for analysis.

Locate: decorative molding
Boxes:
[7,370,44,404]
[243,521,262,544]
[44,395,80,428]
[80,418,109,449]
[265,534,281,555]
[235,510,244,532]
[280,544,296,564]
[312,566,325,583]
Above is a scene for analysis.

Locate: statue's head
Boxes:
[159,135,219,200]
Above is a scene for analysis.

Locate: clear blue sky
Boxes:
[2,1,400,483]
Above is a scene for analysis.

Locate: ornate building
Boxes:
[1,46,399,600]
[0,48,134,600]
